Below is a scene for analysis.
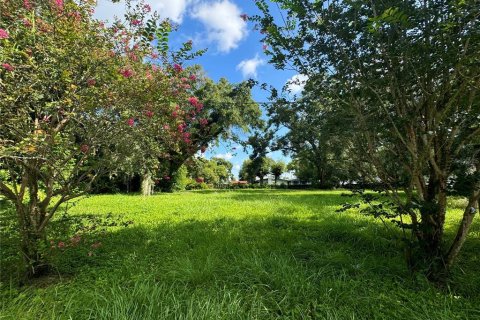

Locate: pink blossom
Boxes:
[240,14,248,21]
[151,52,159,59]
[53,0,64,11]
[183,84,191,90]
[145,110,154,118]
[68,11,82,21]
[23,0,32,10]
[87,79,96,86]
[0,29,9,39]
[163,124,170,130]
[262,44,268,51]
[58,241,65,249]
[181,77,188,82]
[146,71,153,80]
[120,68,134,78]
[132,19,142,26]
[184,138,192,144]
[173,64,183,73]
[177,124,185,132]
[199,118,208,126]
[196,177,204,183]
[183,132,191,139]
[23,19,32,27]
[189,74,197,81]
[196,103,204,113]
[188,96,199,106]
[1,63,14,72]
[80,144,89,154]
[143,4,151,12]
[127,118,135,127]
[172,111,178,118]
[151,65,159,72]
[128,52,138,61]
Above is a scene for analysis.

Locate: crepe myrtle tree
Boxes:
[253,0,480,279]
[0,0,189,278]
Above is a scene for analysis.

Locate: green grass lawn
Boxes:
[1,190,480,319]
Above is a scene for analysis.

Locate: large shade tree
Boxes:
[254,0,480,278]
[158,77,262,192]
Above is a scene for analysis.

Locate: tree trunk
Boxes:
[445,197,479,269]
[141,172,153,196]
[161,160,182,192]
[16,203,50,279]
[416,174,448,280]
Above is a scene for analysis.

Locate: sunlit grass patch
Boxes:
[1,190,479,319]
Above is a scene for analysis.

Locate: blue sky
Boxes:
[95,0,306,178]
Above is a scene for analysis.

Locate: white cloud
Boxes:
[94,0,193,24]
[234,164,241,170]
[152,0,193,23]
[236,54,265,78]
[215,152,234,160]
[286,74,309,95]
[191,0,247,52]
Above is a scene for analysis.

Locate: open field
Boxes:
[1,190,480,319]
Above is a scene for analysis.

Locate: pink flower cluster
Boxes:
[120,68,134,78]
[53,0,64,11]
[173,64,183,73]
[127,118,135,127]
[2,63,14,72]
[177,123,186,132]
[144,110,154,118]
[188,97,204,113]
[199,118,208,127]
[68,11,82,22]
[0,29,9,39]
[24,0,32,10]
